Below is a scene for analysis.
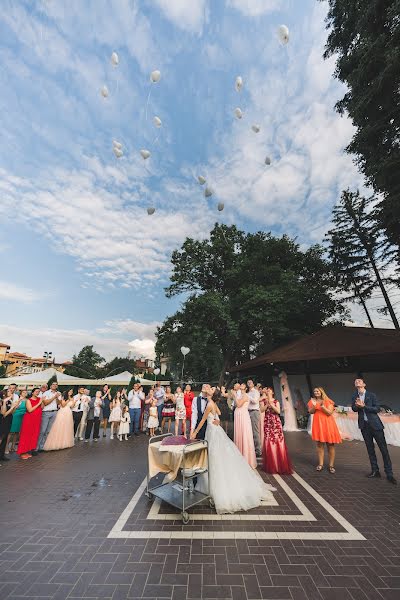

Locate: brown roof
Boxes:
[7,352,30,358]
[0,342,10,348]
[230,327,400,372]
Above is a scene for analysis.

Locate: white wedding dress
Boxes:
[197,411,276,514]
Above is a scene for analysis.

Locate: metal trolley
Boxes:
[146,433,214,524]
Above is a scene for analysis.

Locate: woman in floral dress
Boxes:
[260,387,293,475]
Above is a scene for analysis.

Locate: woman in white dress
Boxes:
[193,394,276,514]
[109,391,122,440]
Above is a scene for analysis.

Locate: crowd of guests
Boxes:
[0,376,396,483]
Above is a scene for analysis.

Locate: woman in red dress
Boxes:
[17,388,43,460]
[183,384,194,437]
[260,387,293,475]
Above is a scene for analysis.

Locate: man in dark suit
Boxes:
[352,378,396,484]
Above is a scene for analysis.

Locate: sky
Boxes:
[0,0,391,363]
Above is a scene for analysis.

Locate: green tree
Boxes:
[322,0,400,251]
[326,190,399,329]
[156,224,347,383]
[65,345,105,378]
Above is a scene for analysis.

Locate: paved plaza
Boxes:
[0,433,399,600]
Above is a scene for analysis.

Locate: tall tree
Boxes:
[322,0,400,251]
[325,189,399,328]
[64,345,105,378]
[156,224,347,383]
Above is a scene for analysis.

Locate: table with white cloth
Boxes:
[307,412,400,446]
[146,434,212,525]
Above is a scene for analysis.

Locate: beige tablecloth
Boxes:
[148,440,208,482]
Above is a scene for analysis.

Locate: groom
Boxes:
[190,384,209,440]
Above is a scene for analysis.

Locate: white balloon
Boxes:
[111,51,119,66]
[153,116,162,128]
[100,85,109,98]
[278,25,289,44]
[147,207,156,215]
[217,202,224,212]
[153,367,160,375]
[197,175,206,185]
[112,140,122,149]
[180,346,190,356]
[204,186,213,198]
[150,69,161,83]
[265,155,271,165]
[140,149,151,160]
[234,107,243,119]
[251,124,260,133]
[235,76,243,92]
[113,147,123,158]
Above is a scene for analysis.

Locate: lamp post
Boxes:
[43,351,53,369]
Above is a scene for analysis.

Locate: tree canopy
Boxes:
[64,345,105,378]
[156,224,347,383]
[322,0,400,250]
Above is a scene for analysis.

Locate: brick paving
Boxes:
[0,432,399,600]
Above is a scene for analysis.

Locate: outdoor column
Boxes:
[279,371,299,431]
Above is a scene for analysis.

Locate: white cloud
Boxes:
[0,320,157,363]
[0,281,42,303]
[128,338,156,359]
[227,0,282,17]
[153,0,208,34]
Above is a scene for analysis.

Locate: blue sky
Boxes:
[0,0,369,361]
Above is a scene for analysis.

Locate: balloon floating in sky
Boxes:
[204,186,213,198]
[234,107,243,119]
[265,155,271,165]
[277,25,289,44]
[150,70,161,83]
[217,202,224,212]
[235,76,243,92]
[252,124,260,133]
[100,85,109,98]
[147,207,156,215]
[113,146,123,158]
[140,149,151,160]
[113,140,122,150]
[153,116,162,128]
[111,51,119,66]
[197,175,206,185]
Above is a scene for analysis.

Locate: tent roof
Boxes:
[230,327,400,372]
[0,368,97,386]
[96,371,133,386]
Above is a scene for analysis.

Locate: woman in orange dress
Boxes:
[307,387,341,474]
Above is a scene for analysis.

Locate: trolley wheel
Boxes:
[146,492,154,500]
[182,511,190,525]
[209,498,215,508]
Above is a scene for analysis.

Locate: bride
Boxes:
[192,387,275,514]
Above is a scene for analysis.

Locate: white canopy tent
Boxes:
[0,368,97,387]
[0,369,170,388]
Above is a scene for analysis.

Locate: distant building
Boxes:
[0,349,71,377]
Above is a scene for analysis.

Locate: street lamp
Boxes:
[43,351,53,369]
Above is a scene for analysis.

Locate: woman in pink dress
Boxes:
[44,391,76,451]
[234,383,257,468]
[260,387,293,475]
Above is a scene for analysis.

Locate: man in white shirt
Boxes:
[5,383,19,403]
[128,383,145,436]
[154,383,165,433]
[37,382,61,451]
[72,386,90,439]
[247,379,261,456]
